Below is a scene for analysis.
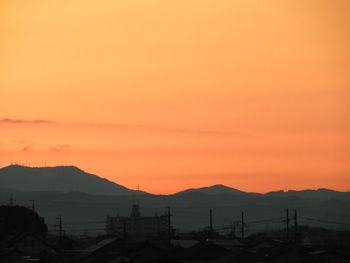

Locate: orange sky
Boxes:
[0,0,349,194]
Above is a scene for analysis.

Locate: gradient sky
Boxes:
[1,0,349,194]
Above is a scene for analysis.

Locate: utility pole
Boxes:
[209,209,213,231]
[28,204,34,233]
[9,194,14,206]
[286,208,290,241]
[232,222,236,237]
[29,200,35,211]
[57,216,63,251]
[123,220,126,239]
[241,212,245,241]
[293,209,298,242]
[166,206,171,239]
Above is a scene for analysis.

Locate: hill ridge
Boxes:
[1,165,349,198]
[0,165,146,196]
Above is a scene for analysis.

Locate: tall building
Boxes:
[106,204,169,237]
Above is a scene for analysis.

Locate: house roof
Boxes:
[5,232,49,248]
[85,238,120,253]
[216,249,262,263]
[170,241,231,260]
[170,239,199,248]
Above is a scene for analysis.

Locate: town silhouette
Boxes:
[1,165,350,262]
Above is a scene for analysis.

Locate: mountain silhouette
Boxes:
[0,165,349,232]
[0,165,146,195]
[175,185,350,200]
[0,165,349,200]
[175,184,246,196]
[265,188,350,200]
[0,187,349,233]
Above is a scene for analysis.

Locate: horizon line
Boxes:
[1,163,349,195]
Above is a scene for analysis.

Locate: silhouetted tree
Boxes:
[0,205,48,239]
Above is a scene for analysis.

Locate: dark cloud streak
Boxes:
[21,144,32,152]
[0,118,53,124]
[0,118,248,136]
[50,144,70,152]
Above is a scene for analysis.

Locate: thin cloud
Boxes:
[21,144,32,152]
[50,144,70,152]
[0,118,53,124]
[78,123,249,136]
[1,118,249,136]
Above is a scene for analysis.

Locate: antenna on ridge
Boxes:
[29,200,35,211]
[9,194,15,206]
[131,184,141,206]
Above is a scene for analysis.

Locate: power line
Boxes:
[299,216,350,227]
[48,220,106,227]
[47,213,350,237]
[54,228,107,232]
[246,217,284,224]
[247,219,284,226]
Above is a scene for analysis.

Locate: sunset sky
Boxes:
[1,0,349,194]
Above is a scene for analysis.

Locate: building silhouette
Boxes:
[106,204,169,237]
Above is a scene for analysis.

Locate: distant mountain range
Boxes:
[175,184,246,196]
[0,165,349,232]
[0,165,145,196]
[175,185,350,200]
[0,165,349,200]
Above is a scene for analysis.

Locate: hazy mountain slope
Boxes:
[1,165,348,200]
[265,188,350,200]
[0,165,145,195]
[175,184,246,195]
[0,188,349,234]
[175,185,350,201]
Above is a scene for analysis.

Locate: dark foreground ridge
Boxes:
[1,204,350,263]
